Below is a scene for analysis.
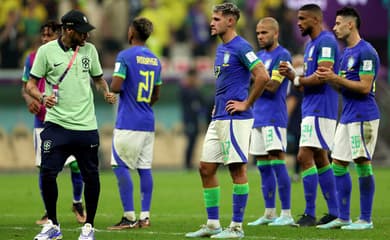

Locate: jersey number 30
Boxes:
[137,70,155,103]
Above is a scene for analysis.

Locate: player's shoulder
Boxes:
[276,45,291,57]
[318,31,337,43]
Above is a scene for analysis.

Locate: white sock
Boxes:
[124,211,136,221]
[206,219,221,229]
[140,211,150,220]
[264,208,277,218]
[280,209,291,217]
[229,221,242,229]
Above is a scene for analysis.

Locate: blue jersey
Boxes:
[253,45,291,128]
[113,46,162,131]
[213,36,261,120]
[339,39,380,123]
[302,31,339,119]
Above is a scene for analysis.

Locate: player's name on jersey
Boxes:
[136,56,158,66]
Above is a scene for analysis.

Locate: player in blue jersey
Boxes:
[108,17,162,231]
[247,17,294,227]
[185,3,269,239]
[315,7,380,230]
[279,4,339,227]
[21,20,86,226]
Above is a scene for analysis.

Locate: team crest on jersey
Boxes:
[81,57,90,72]
[264,59,272,70]
[308,46,314,61]
[347,56,355,71]
[43,140,52,153]
[223,52,230,66]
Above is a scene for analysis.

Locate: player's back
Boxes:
[115,46,162,131]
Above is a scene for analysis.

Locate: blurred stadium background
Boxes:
[0,0,389,170]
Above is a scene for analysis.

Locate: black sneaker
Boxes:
[316,214,337,225]
[72,202,86,224]
[107,217,138,230]
[295,214,316,227]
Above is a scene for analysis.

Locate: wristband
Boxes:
[40,95,46,104]
[293,76,300,87]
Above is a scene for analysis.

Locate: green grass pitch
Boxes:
[1,166,390,239]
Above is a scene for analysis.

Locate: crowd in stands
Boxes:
[0,0,303,71]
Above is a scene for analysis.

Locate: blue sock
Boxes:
[113,166,134,212]
[232,183,249,222]
[302,167,318,217]
[318,165,338,217]
[257,161,275,208]
[356,164,375,222]
[333,163,351,221]
[138,169,153,212]
[271,160,291,210]
[71,171,83,202]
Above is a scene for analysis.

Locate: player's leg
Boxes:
[248,127,277,226]
[267,127,294,226]
[137,132,155,228]
[65,156,86,224]
[34,127,49,225]
[342,120,379,230]
[35,123,69,239]
[186,121,222,238]
[72,129,100,240]
[210,119,252,239]
[108,129,142,230]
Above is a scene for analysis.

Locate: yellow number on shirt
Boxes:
[137,70,155,103]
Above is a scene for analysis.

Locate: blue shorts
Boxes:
[40,122,100,172]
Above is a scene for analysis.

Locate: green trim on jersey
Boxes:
[233,183,249,195]
[30,40,103,130]
[301,166,318,177]
[203,187,220,208]
[249,59,261,71]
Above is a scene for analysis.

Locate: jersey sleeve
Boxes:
[271,51,292,83]
[22,55,32,82]
[238,42,261,71]
[89,44,103,77]
[154,59,163,86]
[359,48,377,76]
[30,46,47,79]
[112,53,127,80]
[317,37,337,64]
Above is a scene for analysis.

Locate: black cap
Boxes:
[61,9,95,33]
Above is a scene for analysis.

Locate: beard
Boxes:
[301,26,312,37]
[260,41,273,50]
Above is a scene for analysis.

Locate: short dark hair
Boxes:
[336,6,361,30]
[299,4,323,18]
[41,20,61,34]
[213,2,240,21]
[132,17,153,42]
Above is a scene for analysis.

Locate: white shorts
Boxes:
[249,126,287,155]
[201,119,253,165]
[34,128,76,167]
[331,120,379,162]
[110,129,154,169]
[299,116,336,150]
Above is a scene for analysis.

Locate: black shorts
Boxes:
[40,122,100,172]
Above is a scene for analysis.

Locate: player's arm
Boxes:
[150,85,160,106]
[226,61,270,114]
[21,56,41,114]
[93,76,116,104]
[110,76,124,93]
[265,62,286,93]
[316,67,373,95]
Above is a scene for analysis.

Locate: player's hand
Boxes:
[225,100,249,115]
[27,99,41,114]
[315,66,337,83]
[104,92,117,104]
[279,61,296,80]
[43,94,57,108]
